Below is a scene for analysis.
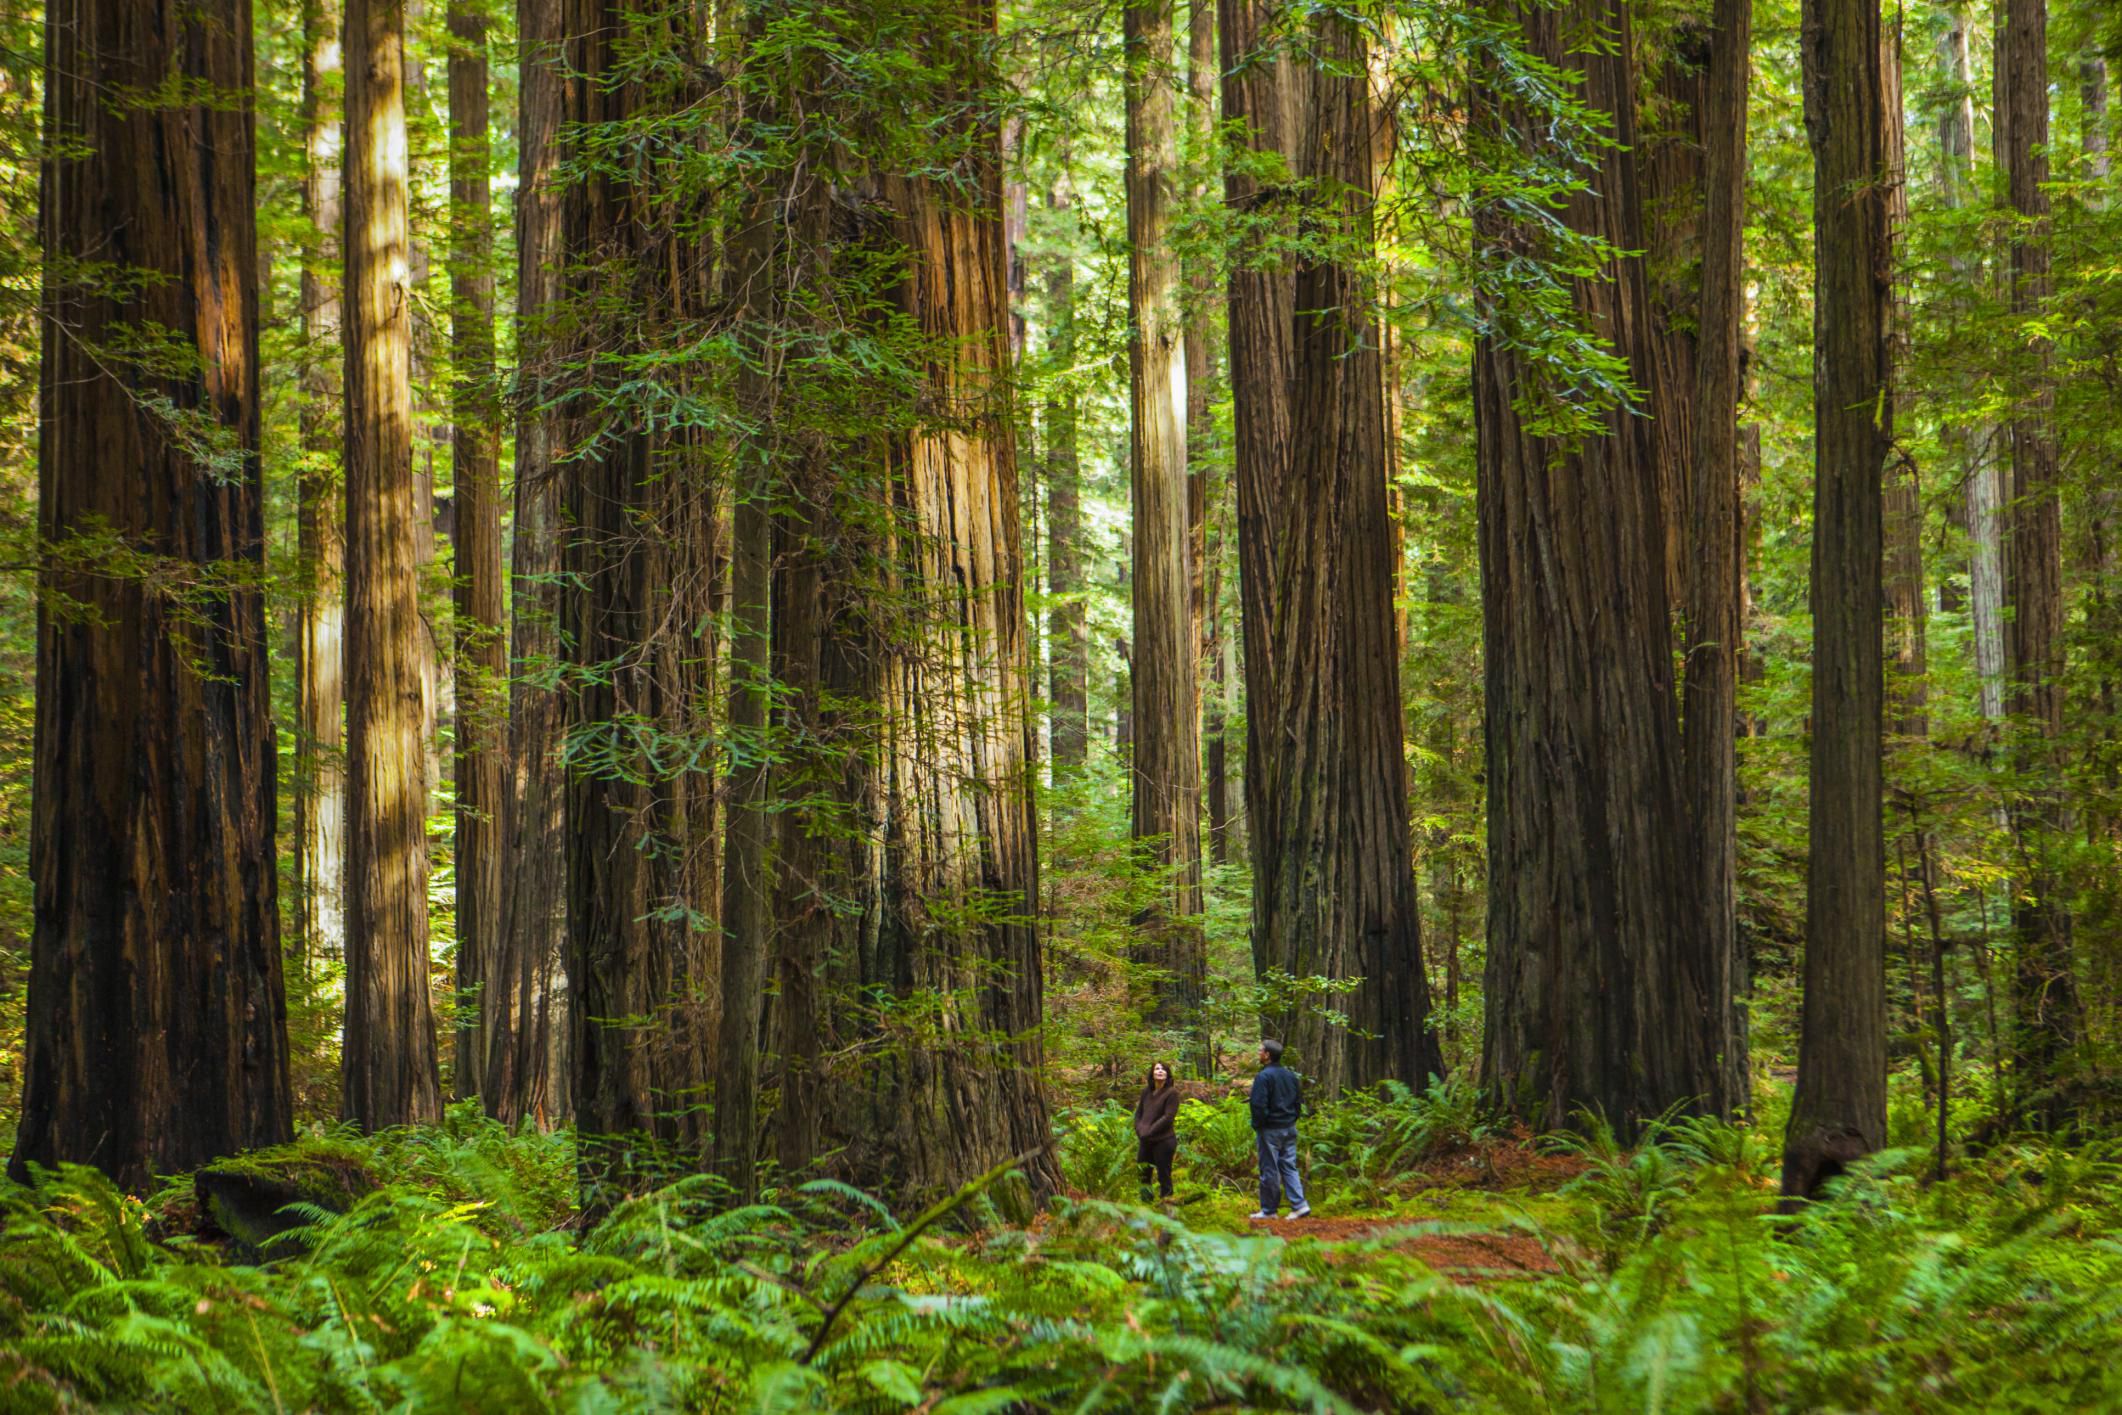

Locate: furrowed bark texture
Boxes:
[1125,0,1205,1022]
[343,0,443,1130]
[1224,0,1437,1092]
[1783,0,1889,1198]
[1997,0,2079,1097]
[1267,14,1439,1093]
[1475,0,1727,1133]
[484,0,568,1127]
[13,0,290,1190]
[562,0,716,1194]
[449,0,505,1103]
[819,34,1057,1191]
[298,0,347,971]
[1044,185,1088,777]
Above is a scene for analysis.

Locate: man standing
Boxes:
[1248,1040,1309,1219]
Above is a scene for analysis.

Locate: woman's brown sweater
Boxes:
[1133,1083,1179,1143]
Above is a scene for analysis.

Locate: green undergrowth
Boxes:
[2,1098,2120,1411]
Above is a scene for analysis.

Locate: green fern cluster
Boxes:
[4,1109,2122,1411]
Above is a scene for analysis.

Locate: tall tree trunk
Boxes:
[1938,6,2003,726]
[1783,0,1890,1198]
[1881,7,1926,740]
[821,46,1057,1192]
[1125,0,1205,1023]
[484,0,567,1126]
[343,0,443,1129]
[1997,0,2079,1099]
[1683,0,1752,1112]
[449,0,505,1103]
[1186,0,1228,866]
[12,0,290,1190]
[1220,0,1294,931]
[715,235,773,1198]
[1045,185,1089,779]
[1287,15,1442,1092]
[1475,0,1725,1133]
[561,0,715,1195]
[298,0,348,974]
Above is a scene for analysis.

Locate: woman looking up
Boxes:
[1134,1061,1181,1201]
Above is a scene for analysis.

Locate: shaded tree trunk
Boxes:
[1476,0,1725,1133]
[1783,0,1890,1198]
[483,0,567,1126]
[1997,0,2079,1098]
[1880,7,1926,741]
[449,0,505,1103]
[1045,184,1089,779]
[12,0,290,1191]
[1244,15,1440,1094]
[1125,0,1205,1022]
[297,0,347,973]
[343,0,443,1129]
[561,0,716,1195]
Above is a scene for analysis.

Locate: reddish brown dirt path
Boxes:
[1244,1215,1558,1275]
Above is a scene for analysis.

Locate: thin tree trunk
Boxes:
[448,0,505,1103]
[1881,6,1927,740]
[1186,0,1226,866]
[484,0,567,1126]
[1997,0,2079,1101]
[12,0,290,1190]
[343,0,443,1130]
[298,0,348,974]
[1783,0,1890,1199]
[1684,0,1752,1113]
[1125,0,1205,1022]
[1045,184,1089,778]
[1936,6,2002,727]
[1476,0,1723,1133]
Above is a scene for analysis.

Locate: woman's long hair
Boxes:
[1141,1060,1175,1096]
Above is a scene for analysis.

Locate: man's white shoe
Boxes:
[1248,1211,1274,1220]
[1290,1204,1312,1219]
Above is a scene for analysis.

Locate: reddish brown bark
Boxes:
[13,0,290,1190]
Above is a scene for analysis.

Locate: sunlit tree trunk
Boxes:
[822,34,1057,1190]
[297,0,348,973]
[1124,0,1204,1023]
[1936,7,2003,725]
[1783,0,1890,1198]
[343,0,443,1129]
[1997,0,2079,1100]
[448,0,505,1103]
[1476,0,1725,1132]
[12,0,290,1191]
[484,0,567,1126]
[1880,8,1926,741]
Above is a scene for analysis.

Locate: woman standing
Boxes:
[1133,1061,1181,1200]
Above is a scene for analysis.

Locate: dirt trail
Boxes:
[1245,1214,1558,1275]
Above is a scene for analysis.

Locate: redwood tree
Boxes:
[342,0,443,1129]
[1124,0,1205,1023]
[13,0,290,1189]
[1474,0,1730,1132]
[449,0,506,1103]
[1783,0,1890,1198]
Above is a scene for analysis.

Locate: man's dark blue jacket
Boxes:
[1249,1064,1303,1131]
